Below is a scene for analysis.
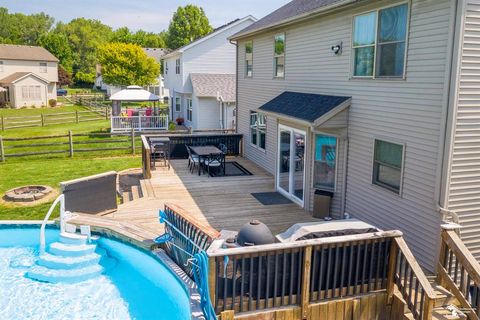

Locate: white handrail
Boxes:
[39,194,65,254]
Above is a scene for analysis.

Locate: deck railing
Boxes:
[437,225,480,319]
[111,115,168,132]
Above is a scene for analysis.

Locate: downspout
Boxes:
[434,0,462,224]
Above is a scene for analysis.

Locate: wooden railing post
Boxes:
[208,256,217,313]
[0,136,4,162]
[41,113,45,127]
[301,246,312,319]
[75,110,79,123]
[386,237,399,304]
[131,129,135,155]
[1,115,4,131]
[68,130,73,157]
[423,296,434,320]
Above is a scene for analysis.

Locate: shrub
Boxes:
[168,121,176,131]
[48,99,57,108]
[73,72,95,87]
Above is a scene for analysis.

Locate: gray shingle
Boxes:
[0,44,58,62]
[190,73,236,102]
[258,91,351,123]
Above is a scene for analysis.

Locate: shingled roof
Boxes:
[0,44,58,62]
[231,0,354,39]
[143,48,172,61]
[0,72,49,84]
[190,73,236,102]
[258,91,351,124]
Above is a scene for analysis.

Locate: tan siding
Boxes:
[448,1,480,261]
[237,0,453,269]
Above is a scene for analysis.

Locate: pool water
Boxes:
[0,227,190,320]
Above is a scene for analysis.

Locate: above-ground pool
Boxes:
[0,226,191,320]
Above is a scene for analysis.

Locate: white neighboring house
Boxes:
[162,16,256,130]
[0,44,58,108]
[95,47,171,98]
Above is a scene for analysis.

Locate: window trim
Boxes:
[249,110,266,150]
[175,58,180,74]
[245,40,253,78]
[39,62,47,73]
[186,98,192,121]
[165,61,168,75]
[312,131,339,192]
[350,1,410,80]
[175,97,181,112]
[371,138,406,196]
[273,33,286,79]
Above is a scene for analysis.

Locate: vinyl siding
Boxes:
[237,0,453,270]
[447,0,480,261]
[197,97,221,129]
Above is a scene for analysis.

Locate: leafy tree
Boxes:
[110,27,166,48]
[38,32,74,73]
[166,5,213,49]
[98,42,160,86]
[73,71,95,87]
[58,65,73,87]
[0,7,53,45]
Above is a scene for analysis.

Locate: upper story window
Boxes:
[175,59,180,74]
[245,41,253,77]
[372,139,404,194]
[352,3,408,78]
[0,61,3,72]
[175,97,181,112]
[164,61,168,75]
[274,33,285,78]
[39,62,47,73]
[250,111,266,149]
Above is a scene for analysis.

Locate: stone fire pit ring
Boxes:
[4,185,54,203]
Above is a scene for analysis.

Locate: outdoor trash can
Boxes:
[313,189,334,218]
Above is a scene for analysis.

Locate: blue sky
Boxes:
[2,0,290,32]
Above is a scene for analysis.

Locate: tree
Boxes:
[38,32,74,73]
[110,27,166,48]
[0,7,53,45]
[98,42,160,86]
[58,65,72,87]
[166,5,213,49]
[73,71,95,87]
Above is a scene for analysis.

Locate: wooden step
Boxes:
[122,191,131,203]
[432,284,455,307]
[139,179,155,198]
[131,185,140,200]
[432,306,467,320]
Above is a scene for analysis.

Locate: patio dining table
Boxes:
[190,145,225,176]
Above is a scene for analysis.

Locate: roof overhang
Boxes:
[0,72,50,85]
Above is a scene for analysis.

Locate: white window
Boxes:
[39,62,47,73]
[21,85,41,100]
[175,59,180,74]
[314,134,337,191]
[274,33,285,78]
[372,139,404,194]
[245,41,253,77]
[175,97,181,112]
[0,61,3,72]
[186,98,192,121]
[352,3,409,78]
[250,111,266,149]
[164,61,168,74]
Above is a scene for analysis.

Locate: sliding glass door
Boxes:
[277,125,306,206]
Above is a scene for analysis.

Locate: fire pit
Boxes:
[4,185,54,203]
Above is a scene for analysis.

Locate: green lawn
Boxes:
[0,156,141,220]
[0,104,87,117]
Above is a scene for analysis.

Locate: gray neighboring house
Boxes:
[0,44,58,108]
[231,0,480,270]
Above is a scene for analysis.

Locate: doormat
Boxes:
[251,192,293,205]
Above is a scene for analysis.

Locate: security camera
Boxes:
[331,42,342,55]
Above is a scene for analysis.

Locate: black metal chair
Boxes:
[186,145,200,173]
[204,153,225,176]
[151,141,170,169]
[218,143,228,154]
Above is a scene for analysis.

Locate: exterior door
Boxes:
[277,125,306,206]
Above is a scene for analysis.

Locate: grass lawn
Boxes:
[0,156,141,220]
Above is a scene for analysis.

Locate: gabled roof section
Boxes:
[190,73,236,102]
[143,48,172,61]
[163,15,257,59]
[0,44,59,62]
[0,72,50,84]
[258,91,351,125]
[231,0,356,39]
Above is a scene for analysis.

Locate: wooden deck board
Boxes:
[71,157,320,242]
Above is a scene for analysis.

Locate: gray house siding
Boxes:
[237,0,453,269]
[447,0,480,261]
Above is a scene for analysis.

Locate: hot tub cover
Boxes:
[276,219,379,242]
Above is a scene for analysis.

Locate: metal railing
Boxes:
[111,115,169,132]
[39,194,65,254]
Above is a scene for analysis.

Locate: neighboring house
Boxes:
[163,16,256,129]
[95,47,170,98]
[231,0,480,271]
[0,44,58,108]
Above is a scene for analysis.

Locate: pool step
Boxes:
[59,232,88,245]
[37,251,102,269]
[27,264,103,283]
[48,242,96,257]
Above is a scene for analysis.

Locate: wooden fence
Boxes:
[0,130,137,161]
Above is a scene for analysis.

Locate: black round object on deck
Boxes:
[237,220,275,246]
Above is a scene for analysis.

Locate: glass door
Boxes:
[277,125,306,206]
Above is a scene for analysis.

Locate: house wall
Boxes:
[0,59,58,83]
[236,0,454,269]
[446,0,480,261]
[12,75,48,107]
[198,97,221,129]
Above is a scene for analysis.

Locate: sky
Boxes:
[1,0,291,32]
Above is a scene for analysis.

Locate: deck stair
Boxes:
[26,227,107,283]
[121,179,154,204]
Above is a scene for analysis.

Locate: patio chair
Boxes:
[204,153,225,176]
[186,145,200,173]
[218,143,228,154]
[151,141,170,169]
